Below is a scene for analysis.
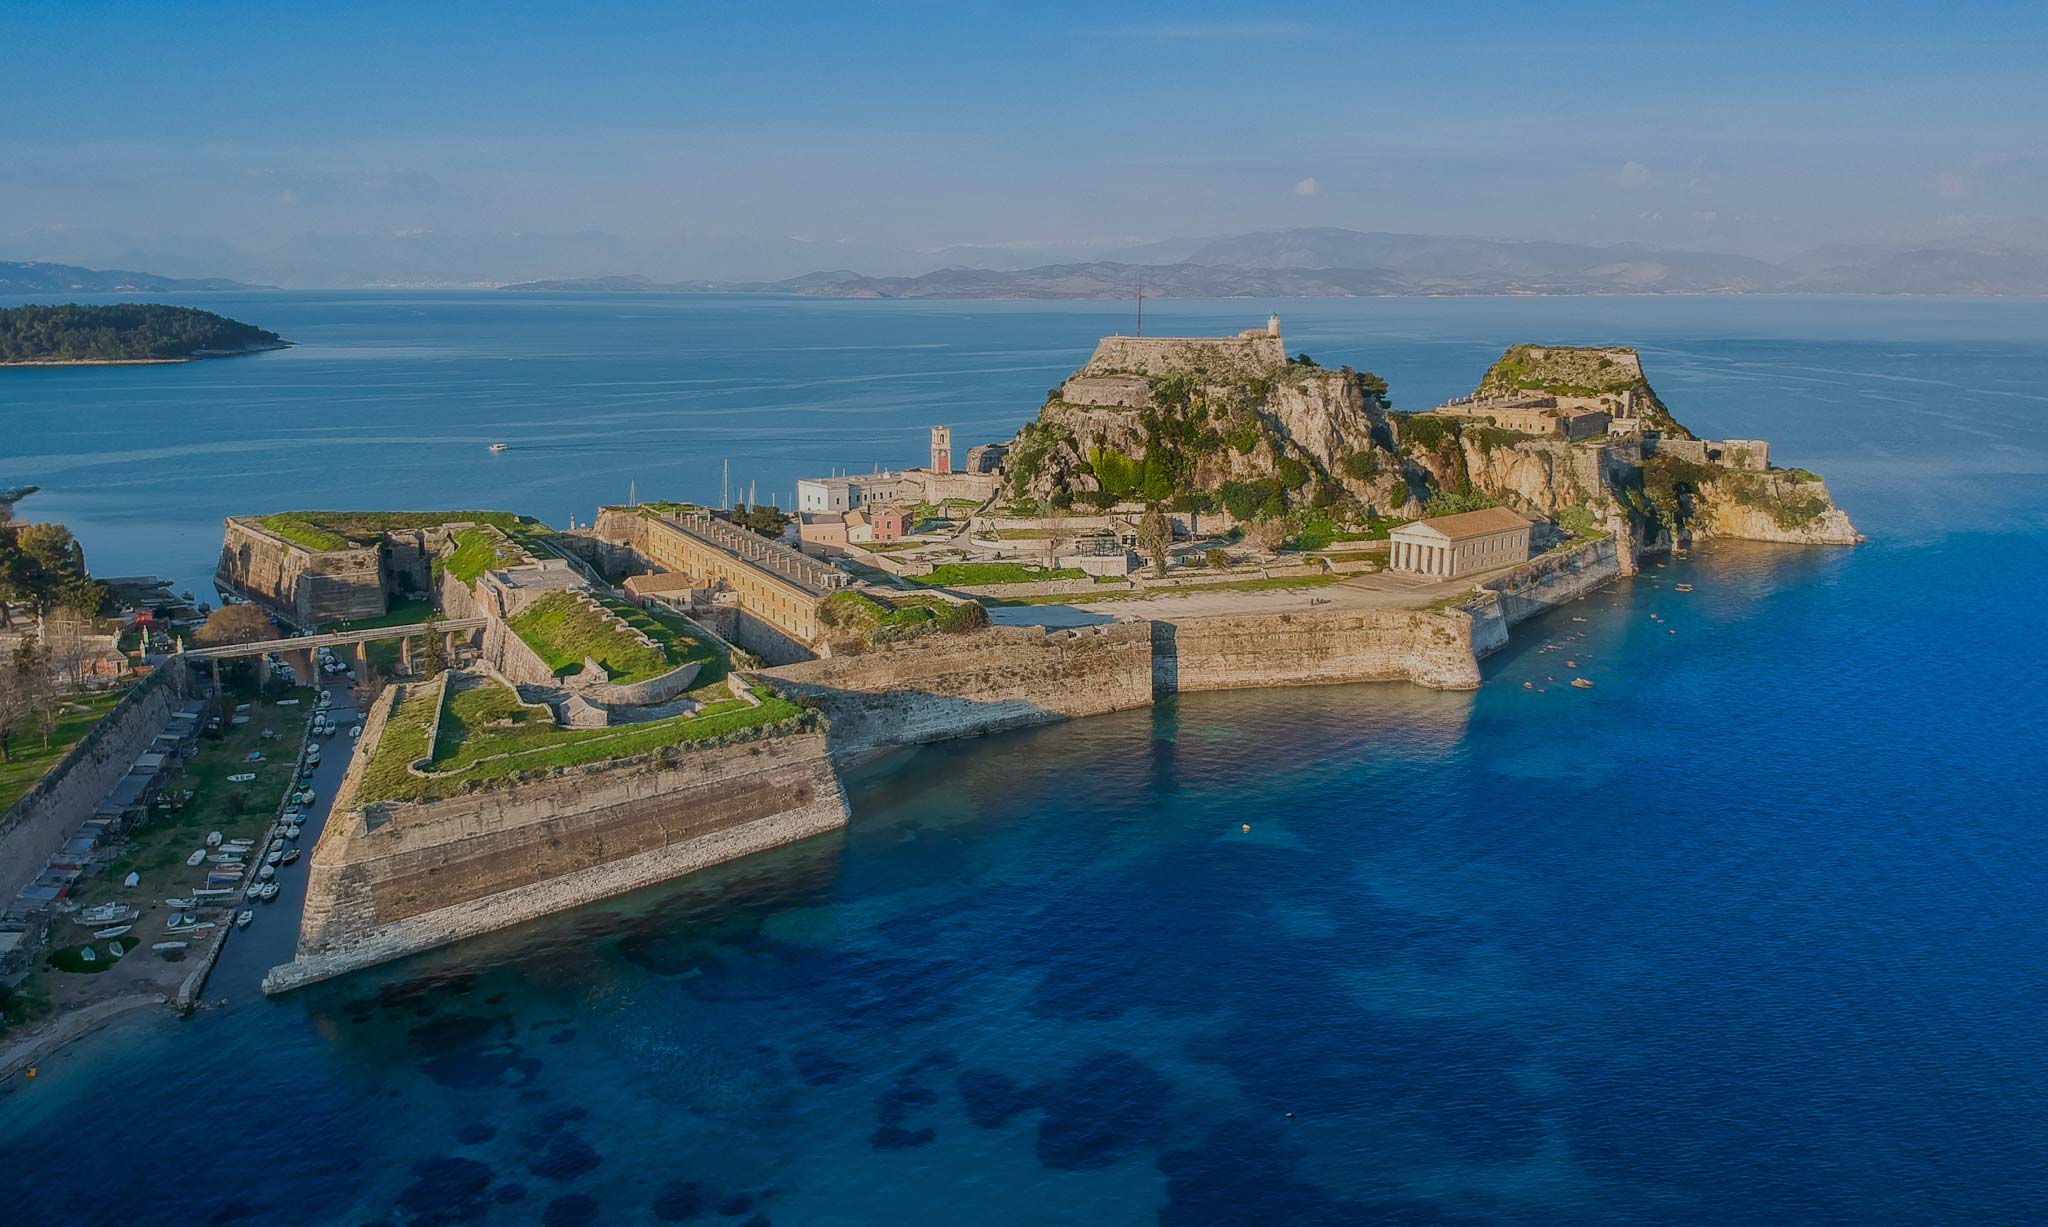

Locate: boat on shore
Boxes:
[93,925,133,939]
[152,941,188,957]
[185,849,206,867]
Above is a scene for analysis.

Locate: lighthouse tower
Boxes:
[930,426,952,474]
[1267,313,1281,337]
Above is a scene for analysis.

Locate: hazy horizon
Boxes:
[4,2,2045,285]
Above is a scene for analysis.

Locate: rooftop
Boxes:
[1395,507,1533,541]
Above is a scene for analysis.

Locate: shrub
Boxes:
[936,601,989,633]
[1277,457,1309,489]
[1205,548,1230,570]
[1341,451,1379,481]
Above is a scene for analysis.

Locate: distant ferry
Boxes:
[489,442,509,453]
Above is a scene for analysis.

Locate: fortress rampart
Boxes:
[215,517,385,627]
[265,729,847,992]
[1154,609,1484,694]
[1080,331,1287,378]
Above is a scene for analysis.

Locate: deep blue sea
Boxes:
[2,294,2045,1225]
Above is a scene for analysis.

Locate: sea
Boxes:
[1,293,2044,1226]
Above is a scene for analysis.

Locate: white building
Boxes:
[1389,507,1532,579]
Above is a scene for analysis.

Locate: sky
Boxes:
[2,0,2044,282]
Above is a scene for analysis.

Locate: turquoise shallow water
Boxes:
[1,295,2045,1224]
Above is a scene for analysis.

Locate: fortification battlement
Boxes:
[1078,319,1287,379]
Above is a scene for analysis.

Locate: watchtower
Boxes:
[1266,313,1281,337]
[930,426,952,475]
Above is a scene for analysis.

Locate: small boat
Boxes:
[186,849,207,867]
[165,918,217,934]
[78,903,138,925]
[79,946,97,964]
[1571,677,1596,689]
[281,848,301,865]
[227,772,256,783]
[152,942,189,956]
[286,825,302,839]
[276,698,300,706]
[234,911,253,929]
[489,442,509,453]
[206,831,223,847]
[163,897,196,909]
[258,866,276,881]
[93,925,133,939]
[266,850,283,866]
[1675,583,1694,593]
[258,883,280,902]
[123,872,140,888]
[191,887,235,899]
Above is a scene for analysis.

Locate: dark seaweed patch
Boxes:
[652,1181,707,1221]
[957,1068,1036,1129]
[1034,1053,1171,1171]
[455,1123,497,1146]
[543,1193,599,1227]
[397,1156,495,1226]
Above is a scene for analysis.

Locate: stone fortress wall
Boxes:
[1079,328,1288,379]
[0,662,198,903]
[216,518,385,628]
[267,720,846,993]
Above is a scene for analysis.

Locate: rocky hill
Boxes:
[997,326,1858,557]
[1396,345,1859,552]
[1004,323,1410,519]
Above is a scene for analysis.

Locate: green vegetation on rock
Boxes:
[0,303,283,363]
[0,688,126,811]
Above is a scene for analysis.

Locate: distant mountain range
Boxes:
[0,259,266,294]
[501,228,2048,298]
[9,226,2048,298]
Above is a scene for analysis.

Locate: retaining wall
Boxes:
[215,518,384,627]
[0,663,195,902]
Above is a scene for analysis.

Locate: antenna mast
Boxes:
[1136,287,1144,338]
[722,459,730,510]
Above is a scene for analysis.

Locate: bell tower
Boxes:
[930,426,952,474]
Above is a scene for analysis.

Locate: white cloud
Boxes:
[1294,177,1319,197]
[1616,160,1654,190]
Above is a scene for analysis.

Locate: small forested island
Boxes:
[0,303,287,366]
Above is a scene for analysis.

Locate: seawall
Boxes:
[763,623,1156,755]
[1461,537,1626,656]
[1155,608,1484,693]
[264,730,847,993]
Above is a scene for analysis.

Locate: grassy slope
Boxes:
[0,689,129,812]
[442,527,524,585]
[507,591,674,684]
[360,676,805,805]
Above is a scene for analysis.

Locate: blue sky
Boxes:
[3,1,2043,277]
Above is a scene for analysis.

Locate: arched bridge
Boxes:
[178,619,487,660]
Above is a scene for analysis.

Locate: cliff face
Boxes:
[1009,350,1405,516]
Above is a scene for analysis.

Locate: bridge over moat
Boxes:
[178,618,488,686]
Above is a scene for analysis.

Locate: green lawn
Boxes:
[360,675,809,805]
[257,510,524,552]
[441,527,525,585]
[596,598,726,685]
[913,562,1087,587]
[0,688,129,812]
[321,597,437,634]
[507,591,675,684]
